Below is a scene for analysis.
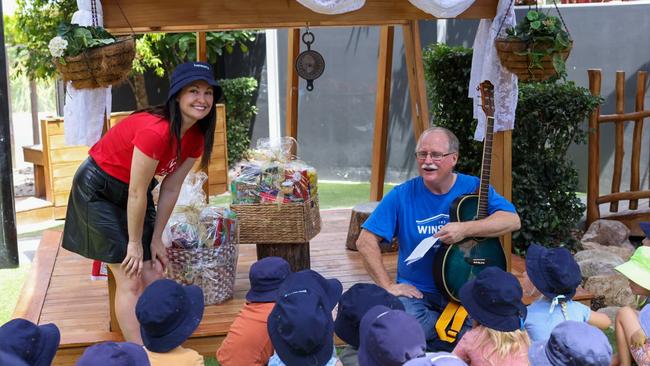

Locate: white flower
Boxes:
[48,36,68,58]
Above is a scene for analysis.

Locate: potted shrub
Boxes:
[495,10,572,82]
[49,23,135,89]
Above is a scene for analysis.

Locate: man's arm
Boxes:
[434,211,521,244]
[356,229,422,298]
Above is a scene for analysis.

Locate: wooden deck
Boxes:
[12,208,591,365]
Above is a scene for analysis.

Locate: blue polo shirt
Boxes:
[362,174,516,294]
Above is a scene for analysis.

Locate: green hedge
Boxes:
[219,77,259,167]
[422,43,600,252]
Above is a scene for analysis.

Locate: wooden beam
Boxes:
[610,71,625,213]
[286,28,300,157]
[403,20,430,141]
[490,130,512,271]
[370,26,394,201]
[412,20,430,137]
[630,71,647,210]
[196,32,207,62]
[586,69,602,227]
[102,0,498,34]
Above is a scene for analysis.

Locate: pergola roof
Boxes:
[102,0,498,34]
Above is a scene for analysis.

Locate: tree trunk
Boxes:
[30,79,39,144]
[130,73,149,109]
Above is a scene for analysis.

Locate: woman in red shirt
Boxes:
[62,61,221,343]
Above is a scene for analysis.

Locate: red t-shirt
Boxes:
[89,112,204,183]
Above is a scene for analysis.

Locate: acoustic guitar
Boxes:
[432,80,507,302]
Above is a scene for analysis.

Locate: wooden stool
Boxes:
[346,201,398,252]
[257,243,310,272]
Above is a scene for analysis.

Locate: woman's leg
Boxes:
[142,259,164,287]
[615,306,642,366]
[107,263,145,344]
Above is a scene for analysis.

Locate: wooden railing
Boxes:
[587,69,650,236]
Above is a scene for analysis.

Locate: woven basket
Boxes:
[231,196,322,244]
[495,38,572,82]
[165,243,239,305]
[55,37,135,89]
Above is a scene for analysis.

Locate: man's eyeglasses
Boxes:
[414,151,455,161]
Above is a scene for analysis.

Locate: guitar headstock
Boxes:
[479,80,495,118]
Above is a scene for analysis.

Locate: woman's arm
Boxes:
[124,147,159,278]
[149,157,198,268]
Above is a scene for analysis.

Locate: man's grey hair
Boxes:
[416,126,459,154]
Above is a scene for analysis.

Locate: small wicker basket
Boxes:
[55,37,135,89]
[495,38,572,82]
[165,243,239,305]
[231,196,322,244]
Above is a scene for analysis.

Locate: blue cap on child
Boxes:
[528,320,612,365]
[246,257,292,303]
[77,342,150,366]
[403,352,468,366]
[0,318,60,366]
[525,243,582,300]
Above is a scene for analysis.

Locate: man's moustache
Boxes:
[422,164,438,171]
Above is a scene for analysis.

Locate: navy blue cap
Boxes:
[528,321,612,365]
[526,243,582,300]
[0,318,60,366]
[167,62,222,102]
[640,222,650,238]
[136,279,204,353]
[403,352,468,366]
[76,342,150,366]
[358,305,426,366]
[459,267,526,332]
[246,257,292,303]
[334,283,404,348]
[267,271,340,366]
[0,350,29,366]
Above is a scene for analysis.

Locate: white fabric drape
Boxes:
[296,0,365,14]
[468,0,517,141]
[64,0,112,146]
[408,0,477,18]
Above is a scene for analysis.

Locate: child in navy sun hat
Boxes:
[528,320,612,366]
[0,318,60,366]
[76,341,150,366]
[402,352,468,366]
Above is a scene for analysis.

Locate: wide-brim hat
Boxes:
[167,61,222,102]
[0,351,29,366]
[528,321,612,366]
[459,267,526,332]
[615,246,650,291]
[246,256,292,303]
[77,342,150,366]
[279,270,342,311]
[137,279,204,353]
[403,352,468,366]
[525,243,581,300]
[640,222,650,238]
[334,283,404,348]
[0,318,60,366]
[267,287,334,366]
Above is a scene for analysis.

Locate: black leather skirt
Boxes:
[62,157,157,263]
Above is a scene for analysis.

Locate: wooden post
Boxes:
[630,71,647,210]
[369,26,394,201]
[412,21,430,138]
[402,20,430,143]
[286,28,300,157]
[610,71,625,213]
[586,69,602,227]
[256,243,310,272]
[196,32,207,62]
[491,130,512,271]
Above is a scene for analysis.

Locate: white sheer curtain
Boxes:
[296,0,365,14]
[408,0,477,18]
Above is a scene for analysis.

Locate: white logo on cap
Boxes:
[193,63,210,70]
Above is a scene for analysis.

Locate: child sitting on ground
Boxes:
[217,257,292,366]
[403,352,468,366]
[528,320,612,365]
[453,267,530,366]
[136,279,205,366]
[612,245,650,366]
[77,341,151,365]
[523,243,611,342]
[0,318,60,366]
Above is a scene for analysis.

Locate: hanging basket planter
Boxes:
[54,37,135,89]
[495,38,572,82]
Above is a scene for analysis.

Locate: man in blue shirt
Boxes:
[357,127,521,351]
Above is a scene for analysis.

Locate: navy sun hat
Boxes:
[0,318,60,366]
[528,320,612,366]
[334,283,404,348]
[358,305,426,366]
[0,350,29,366]
[403,352,468,366]
[167,61,222,102]
[246,256,292,303]
[76,342,150,366]
[278,270,343,311]
[458,266,526,332]
[136,279,204,353]
[525,243,582,300]
[641,222,650,238]
[267,286,335,366]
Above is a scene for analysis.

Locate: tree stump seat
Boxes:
[346,201,398,252]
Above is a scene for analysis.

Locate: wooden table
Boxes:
[22,144,46,198]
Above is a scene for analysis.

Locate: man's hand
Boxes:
[122,241,143,278]
[434,222,467,245]
[631,328,647,348]
[385,283,423,299]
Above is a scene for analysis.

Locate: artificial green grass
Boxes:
[0,264,31,324]
[204,356,219,365]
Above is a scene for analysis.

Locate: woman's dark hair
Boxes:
[137,96,216,169]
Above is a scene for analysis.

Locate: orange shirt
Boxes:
[145,345,204,366]
[216,302,275,366]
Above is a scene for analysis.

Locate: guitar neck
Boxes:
[477,116,494,219]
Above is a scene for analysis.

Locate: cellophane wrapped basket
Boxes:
[230,137,321,243]
[163,172,239,305]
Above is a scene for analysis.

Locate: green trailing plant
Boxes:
[49,24,117,63]
[219,77,259,167]
[422,43,481,177]
[505,10,572,78]
[423,43,601,252]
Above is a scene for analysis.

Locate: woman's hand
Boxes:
[150,238,168,271]
[121,241,143,278]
